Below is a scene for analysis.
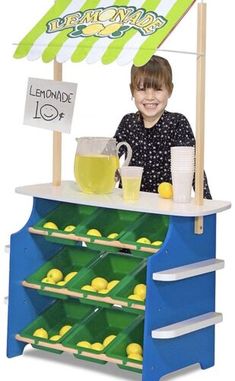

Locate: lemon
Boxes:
[64,225,76,232]
[91,342,104,351]
[151,240,163,246]
[107,280,119,290]
[98,289,109,294]
[33,328,48,339]
[81,285,96,292]
[59,325,72,336]
[56,280,66,286]
[47,268,63,283]
[134,284,146,300]
[128,353,143,361]
[91,277,108,291]
[64,271,78,283]
[77,341,91,349]
[49,335,61,341]
[86,228,102,237]
[43,221,58,230]
[136,237,151,245]
[158,182,173,199]
[126,343,142,356]
[107,233,118,239]
[127,294,143,301]
[41,277,56,284]
[103,335,116,347]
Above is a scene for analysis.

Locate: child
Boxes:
[114,55,212,199]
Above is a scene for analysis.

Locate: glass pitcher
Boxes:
[74,137,132,194]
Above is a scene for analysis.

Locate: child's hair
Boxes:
[130,55,173,95]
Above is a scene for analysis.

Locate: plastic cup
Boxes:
[120,166,143,201]
[170,146,195,171]
[171,171,194,203]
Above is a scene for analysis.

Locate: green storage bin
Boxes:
[75,208,143,252]
[62,307,139,364]
[106,317,144,373]
[68,252,144,300]
[119,213,169,257]
[25,246,101,299]
[25,246,101,287]
[33,203,97,245]
[112,265,146,311]
[19,300,96,354]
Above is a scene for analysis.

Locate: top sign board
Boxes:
[14,0,196,67]
[24,78,77,133]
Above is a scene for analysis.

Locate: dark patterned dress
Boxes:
[114,110,212,199]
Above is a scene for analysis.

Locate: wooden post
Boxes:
[194,2,206,234]
[53,60,62,186]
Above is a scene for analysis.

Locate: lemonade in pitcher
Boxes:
[74,154,119,194]
[74,137,132,194]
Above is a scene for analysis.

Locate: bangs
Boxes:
[133,69,165,91]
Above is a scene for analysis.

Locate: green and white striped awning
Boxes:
[14,0,196,66]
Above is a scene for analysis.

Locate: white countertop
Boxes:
[15,181,231,217]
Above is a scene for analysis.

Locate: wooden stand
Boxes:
[53,61,62,186]
[195,3,207,234]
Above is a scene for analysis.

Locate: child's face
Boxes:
[133,83,170,123]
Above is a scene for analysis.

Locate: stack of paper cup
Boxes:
[170,146,195,203]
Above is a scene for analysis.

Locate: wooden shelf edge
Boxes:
[28,226,158,254]
[15,334,142,369]
[152,259,224,281]
[22,280,145,310]
[151,312,223,339]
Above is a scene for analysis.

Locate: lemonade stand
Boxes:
[7,1,231,381]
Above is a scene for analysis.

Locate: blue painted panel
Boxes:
[7,198,62,357]
[142,214,217,381]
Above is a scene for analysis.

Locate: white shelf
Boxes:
[15,181,231,217]
[152,259,224,281]
[152,312,223,339]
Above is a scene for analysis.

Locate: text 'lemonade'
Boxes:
[74,154,119,194]
[122,176,142,201]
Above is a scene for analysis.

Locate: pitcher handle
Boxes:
[116,141,132,167]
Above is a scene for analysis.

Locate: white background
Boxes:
[0,1,234,380]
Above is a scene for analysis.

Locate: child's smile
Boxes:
[133,85,170,127]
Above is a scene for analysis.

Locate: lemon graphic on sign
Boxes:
[98,23,123,37]
[82,23,104,36]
